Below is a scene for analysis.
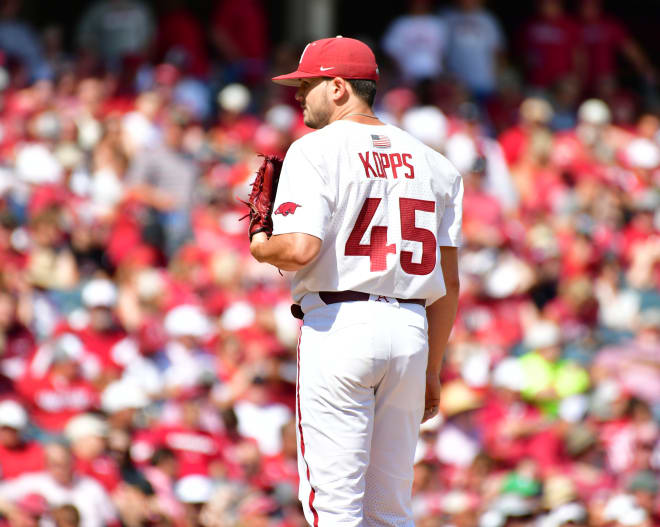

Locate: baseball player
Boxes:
[248,37,462,526]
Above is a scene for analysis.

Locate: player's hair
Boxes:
[348,79,377,107]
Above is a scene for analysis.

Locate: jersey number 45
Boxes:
[345,197,436,275]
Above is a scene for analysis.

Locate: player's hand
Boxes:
[422,370,441,423]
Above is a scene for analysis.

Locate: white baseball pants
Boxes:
[296,294,428,526]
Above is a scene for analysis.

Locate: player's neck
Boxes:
[332,105,384,126]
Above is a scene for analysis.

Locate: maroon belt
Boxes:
[291,291,425,319]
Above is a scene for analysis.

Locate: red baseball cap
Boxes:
[272,36,379,86]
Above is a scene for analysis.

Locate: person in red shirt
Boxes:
[154,0,209,78]
[551,98,630,179]
[0,290,36,388]
[518,0,582,89]
[0,400,45,479]
[131,394,225,479]
[210,0,268,85]
[261,420,298,494]
[17,334,98,434]
[66,279,138,383]
[498,97,554,167]
[477,359,562,474]
[64,414,121,493]
[578,0,656,91]
[460,160,506,248]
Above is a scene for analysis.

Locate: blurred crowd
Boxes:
[0,0,658,526]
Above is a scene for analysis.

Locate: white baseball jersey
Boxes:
[272,120,463,304]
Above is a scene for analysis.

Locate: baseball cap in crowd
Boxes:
[64,413,108,443]
[174,475,214,504]
[15,144,62,184]
[0,399,28,429]
[82,279,118,309]
[164,304,211,338]
[492,358,525,392]
[272,36,379,86]
[523,320,561,350]
[577,99,611,126]
[51,333,84,364]
[101,380,149,414]
[217,83,251,114]
[439,380,483,417]
[401,106,448,150]
[625,138,660,169]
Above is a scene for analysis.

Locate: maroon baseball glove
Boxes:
[240,154,283,241]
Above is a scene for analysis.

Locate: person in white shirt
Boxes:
[0,444,119,527]
[250,36,462,526]
[442,0,506,98]
[382,0,449,83]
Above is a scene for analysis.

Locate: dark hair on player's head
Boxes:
[348,79,377,107]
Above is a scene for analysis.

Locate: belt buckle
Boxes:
[368,294,399,307]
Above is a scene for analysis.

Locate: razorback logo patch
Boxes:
[274,202,301,216]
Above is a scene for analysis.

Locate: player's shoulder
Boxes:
[286,122,357,160]
[283,129,324,162]
[290,124,339,149]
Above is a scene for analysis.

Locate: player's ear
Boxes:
[329,77,348,103]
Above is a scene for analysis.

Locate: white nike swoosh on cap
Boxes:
[319,66,334,71]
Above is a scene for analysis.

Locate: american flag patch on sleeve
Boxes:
[371,134,391,149]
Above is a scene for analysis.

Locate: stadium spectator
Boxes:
[17,334,98,434]
[0,400,45,479]
[499,96,554,167]
[154,0,209,79]
[0,444,118,527]
[518,0,582,90]
[210,0,268,85]
[125,110,199,257]
[441,0,506,99]
[100,380,149,433]
[552,98,627,174]
[577,0,656,92]
[76,0,155,72]
[444,102,518,211]
[0,0,50,84]
[64,279,135,382]
[131,391,225,479]
[155,304,214,395]
[64,414,120,493]
[381,0,449,85]
[0,290,35,386]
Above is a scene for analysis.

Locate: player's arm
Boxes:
[422,246,459,422]
[250,231,322,271]
[426,246,459,374]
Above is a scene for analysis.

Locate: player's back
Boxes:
[272,119,463,304]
